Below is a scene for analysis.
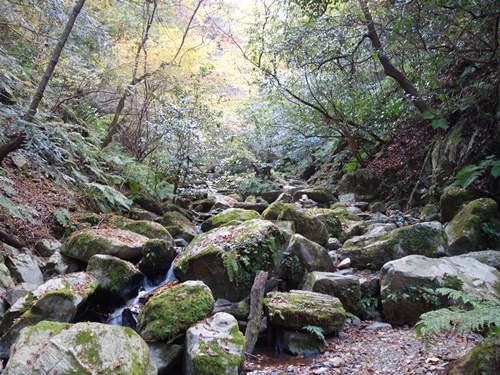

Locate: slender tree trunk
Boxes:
[359,0,432,115]
[0,0,87,165]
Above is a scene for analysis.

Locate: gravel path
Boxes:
[243,321,482,374]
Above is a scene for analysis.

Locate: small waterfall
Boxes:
[106,259,179,326]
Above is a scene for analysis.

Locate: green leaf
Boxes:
[490,161,500,178]
[422,111,435,120]
[53,208,71,226]
[430,117,448,130]
[0,194,24,220]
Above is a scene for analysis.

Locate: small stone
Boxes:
[327,357,345,368]
[365,322,392,331]
[337,258,351,269]
[314,367,330,374]
[338,332,348,340]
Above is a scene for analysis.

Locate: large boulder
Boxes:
[302,271,364,318]
[0,272,98,357]
[445,198,500,255]
[447,334,500,375]
[148,342,183,375]
[4,252,43,286]
[87,254,144,300]
[307,208,342,238]
[339,222,448,270]
[264,290,346,335]
[282,234,334,287]
[337,169,385,198]
[136,280,214,342]
[173,219,287,301]
[457,250,500,271]
[184,312,245,375]
[0,255,14,296]
[380,254,500,325]
[262,202,329,245]
[200,208,261,232]
[439,187,477,223]
[106,214,175,244]
[234,197,269,214]
[3,321,156,374]
[158,212,199,243]
[61,228,148,262]
[139,239,177,278]
[292,187,337,205]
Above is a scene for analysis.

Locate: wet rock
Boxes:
[139,239,177,278]
[148,342,183,375]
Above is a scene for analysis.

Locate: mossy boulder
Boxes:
[0,272,98,357]
[184,312,245,375]
[448,334,500,375]
[420,204,440,222]
[132,193,164,216]
[129,207,161,221]
[234,198,269,214]
[158,212,199,243]
[380,254,500,325]
[262,202,329,245]
[302,271,364,318]
[173,219,286,301]
[139,239,177,278]
[264,290,346,335]
[0,254,15,295]
[440,187,477,223]
[200,208,261,232]
[282,234,334,287]
[307,208,342,238]
[3,321,156,374]
[136,280,214,342]
[445,198,500,255]
[87,254,144,300]
[106,214,174,244]
[339,222,448,270]
[278,329,326,357]
[191,197,215,212]
[337,169,386,198]
[61,228,148,262]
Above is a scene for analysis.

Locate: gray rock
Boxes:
[457,250,500,271]
[184,312,245,375]
[3,321,156,375]
[0,272,98,357]
[158,212,199,243]
[264,290,345,335]
[337,169,385,198]
[282,234,334,286]
[139,239,177,278]
[302,271,363,317]
[365,322,392,330]
[5,253,43,286]
[34,238,62,257]
[278,328,325,356]
[380,254,500,325]
[0,256,14,296]
[44,251,73,278]
[87,254,144,299]
[5,283,37,307]
[148,342,183,375]
[61,228,149,262]
[326,238,342,250]
[234,200,269,214]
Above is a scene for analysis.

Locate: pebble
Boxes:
[365,322,392,330]
[327,357,345,368]
[313,367,330,374]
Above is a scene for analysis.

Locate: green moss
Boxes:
[450,334,500,375]
[24,321,69,342]
[211,209,260,228]
[192,324,245,375]
[137,282,215,342]
[62,231,111,261]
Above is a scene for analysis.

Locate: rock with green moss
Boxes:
[61,228,149,262]
[132,193,164,216]
[307,208,342,238]
[380,254,500,325]
[87,254,144,300]
[129,207,162,222]
[136,280,214,342]
[420,204,440,222]
[184,312,245,375]
[302,271,364,318]
[234,197,269,214]
[159,212,199,243]
[262,202,329,245]
[445,198,500,255]
[337,169,386,198]
[3,321,156,374]
[339,222,448,270]
[201,208,261,232]
[292,187,337,205]
[282,234,334,287]
[173,219,286,301]
[0,254,14,296]
[264,290,346,335]
[191,197,215,212]
[447,334,500,375]
[439,187,477,223]
[0,272,98,357]
[106,214,174,244]
[139,239,177,278]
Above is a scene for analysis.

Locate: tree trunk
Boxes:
[0,0,87,165]
[244,271,268,358]
[359,0,432,115]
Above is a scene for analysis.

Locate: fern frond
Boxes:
[435,287,480,308]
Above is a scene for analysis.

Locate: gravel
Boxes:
[243,321,482,374]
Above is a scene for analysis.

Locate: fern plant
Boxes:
[303,325,326,344]
[415,288,500,346]
[453,155,500,189]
